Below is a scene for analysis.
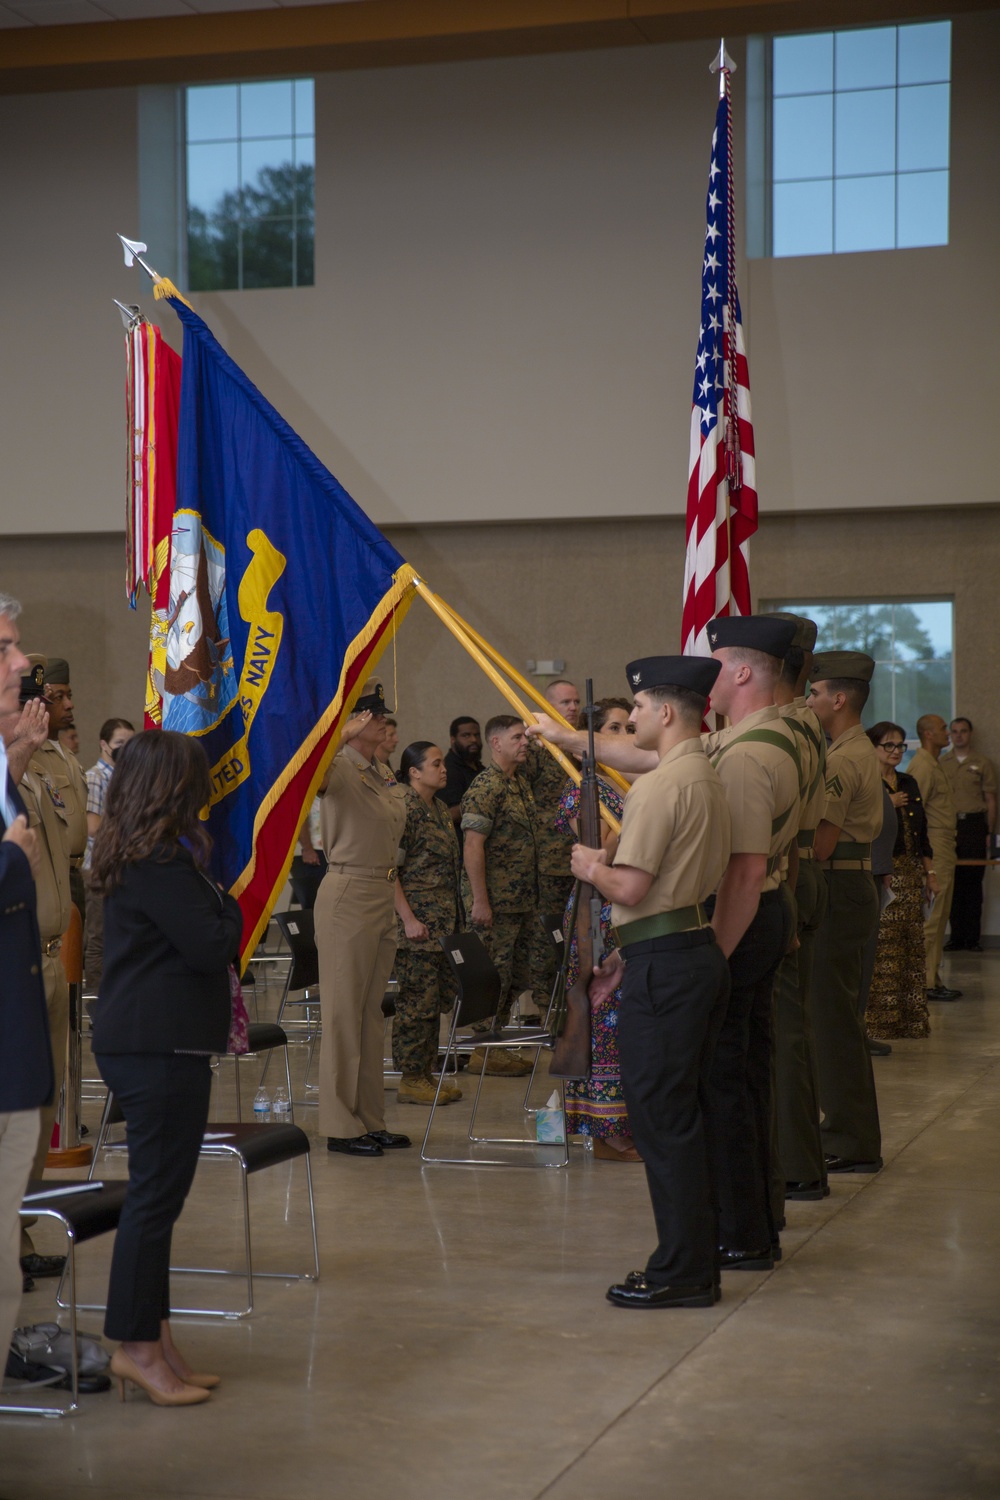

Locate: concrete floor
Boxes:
[3,949,999,1500]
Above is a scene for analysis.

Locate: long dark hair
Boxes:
[593,697,632,732]
[90,730,213,894]
[399,741,437,786]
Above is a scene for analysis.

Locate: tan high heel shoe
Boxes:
[180,1372,221,1390]
[110,1349,210,1407]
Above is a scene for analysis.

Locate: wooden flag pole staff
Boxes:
[412,577,621,836]
[432,594,631,799]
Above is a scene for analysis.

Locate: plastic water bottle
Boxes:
[252,1087,271,1124]
[272,1086,291,1125]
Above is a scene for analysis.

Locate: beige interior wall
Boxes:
[1,13,998,535]
[4,499,997,764]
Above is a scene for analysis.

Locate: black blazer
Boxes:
[891,770,934,862]
[92,844,243,1056]
[0,777,55,1111]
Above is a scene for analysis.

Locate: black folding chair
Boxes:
[267,910,321,1100]
[420,931,567,1168]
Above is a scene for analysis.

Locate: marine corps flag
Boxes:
[152,295,415,966]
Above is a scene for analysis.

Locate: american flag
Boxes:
[681,78,758,657]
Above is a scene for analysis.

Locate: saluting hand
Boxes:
[3,814,40,880]
[342,709,373,741]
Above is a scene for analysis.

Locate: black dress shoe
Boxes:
[868,1040,893,1057]
[327,1135,383,1156]
[20,1252,67,1279]
[825,1154,882,1173]
[22,1273,35,1294]
[785,1179,830,1201]
[967,942,984,953]
[365,1130,412,1149]
[607,1275,718,1308]
[717,1246,775,1271]
[926,986,962,1000]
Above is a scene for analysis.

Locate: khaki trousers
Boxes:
[316,871,397,1139]
[1,1110,40,1361]
[924,851,956,989]
[31,955,69,1180]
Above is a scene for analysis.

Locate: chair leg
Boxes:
[240,1162,254,1318]
[283,1047,294,1123]
[420,1012,460,1162]
[86,1089,116,1180]
[304,1154,320,1279]
[233,1055,243,1121]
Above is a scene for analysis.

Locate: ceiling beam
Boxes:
[0,0,989,95]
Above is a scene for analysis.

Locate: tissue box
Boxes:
[535,1108,566,1144]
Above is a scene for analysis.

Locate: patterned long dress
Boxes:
[555,778,630,1139]
[866,772,931,1040]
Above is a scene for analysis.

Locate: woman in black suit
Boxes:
[90,731,243,1407]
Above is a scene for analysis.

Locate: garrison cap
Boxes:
[625,655,721,698]
[42,657,70,685]
[763,611,818,652]
[355,678,392,715]
[706,615,797,659]
[810,650,875,684]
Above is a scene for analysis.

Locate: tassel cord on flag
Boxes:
[412,577,621,836]
[432,594,631,799]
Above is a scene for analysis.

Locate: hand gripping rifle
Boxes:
[548,679,600,1080]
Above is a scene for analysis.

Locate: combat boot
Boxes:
[467,1047,533,1077]
[397,1073,462,1106]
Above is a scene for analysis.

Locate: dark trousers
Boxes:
[95,1052,212,1342]
[706,889,790,1252]
[950,813,988,946]
[810,871,881,1162]
[617,931,730,1288]
[290,854,327,911]
[774,860,828,1186]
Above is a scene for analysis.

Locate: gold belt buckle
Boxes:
[386,867,397,881]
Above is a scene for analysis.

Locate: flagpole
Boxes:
[412,577,621,835]
[709,40,739,617]
[432,595,631,798]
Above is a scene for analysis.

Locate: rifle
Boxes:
[548,679,600,1080]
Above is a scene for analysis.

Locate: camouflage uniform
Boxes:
[523,738,574,1007]
[460,765,540,1027]
[393,789,463,1077]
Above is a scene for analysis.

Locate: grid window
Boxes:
[770,21,950,257]
[761,600,954,745]
[186,79,314,292]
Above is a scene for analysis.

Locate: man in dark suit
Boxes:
[0,592,55,1363]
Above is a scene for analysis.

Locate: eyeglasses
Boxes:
[879,741,906,752]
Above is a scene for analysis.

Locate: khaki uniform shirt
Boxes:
[460,765,538,915]
[822,723,884,845]
[705,705,802,893]
[320,744,406,869]
[396,787,463,946]
[20,755,73,942]
[36,741,88,861]
[908,747,956,858]
[611,738,731,928]
[523,737,574,880]
[941,750,997,817]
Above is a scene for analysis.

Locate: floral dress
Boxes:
[554,777,630,1139]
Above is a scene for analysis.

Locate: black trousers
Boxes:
[706,889,791,1253]
[290,854,328,911]
[617,930,730,1288]
[950,813,988,946]
[95,1052,212,1342]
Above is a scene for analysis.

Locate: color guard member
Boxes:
[570,656,731,1309]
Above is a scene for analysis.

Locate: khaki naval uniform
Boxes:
[36,741,88,919]
[909,747,957,987]
[705,705,801,1252]
[810,724,883,1163]
[941,749,996,949]
[20,754,74,1178]
[773,697,829,1191]
[611,738,731,1288]
[316,745,406,1139]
